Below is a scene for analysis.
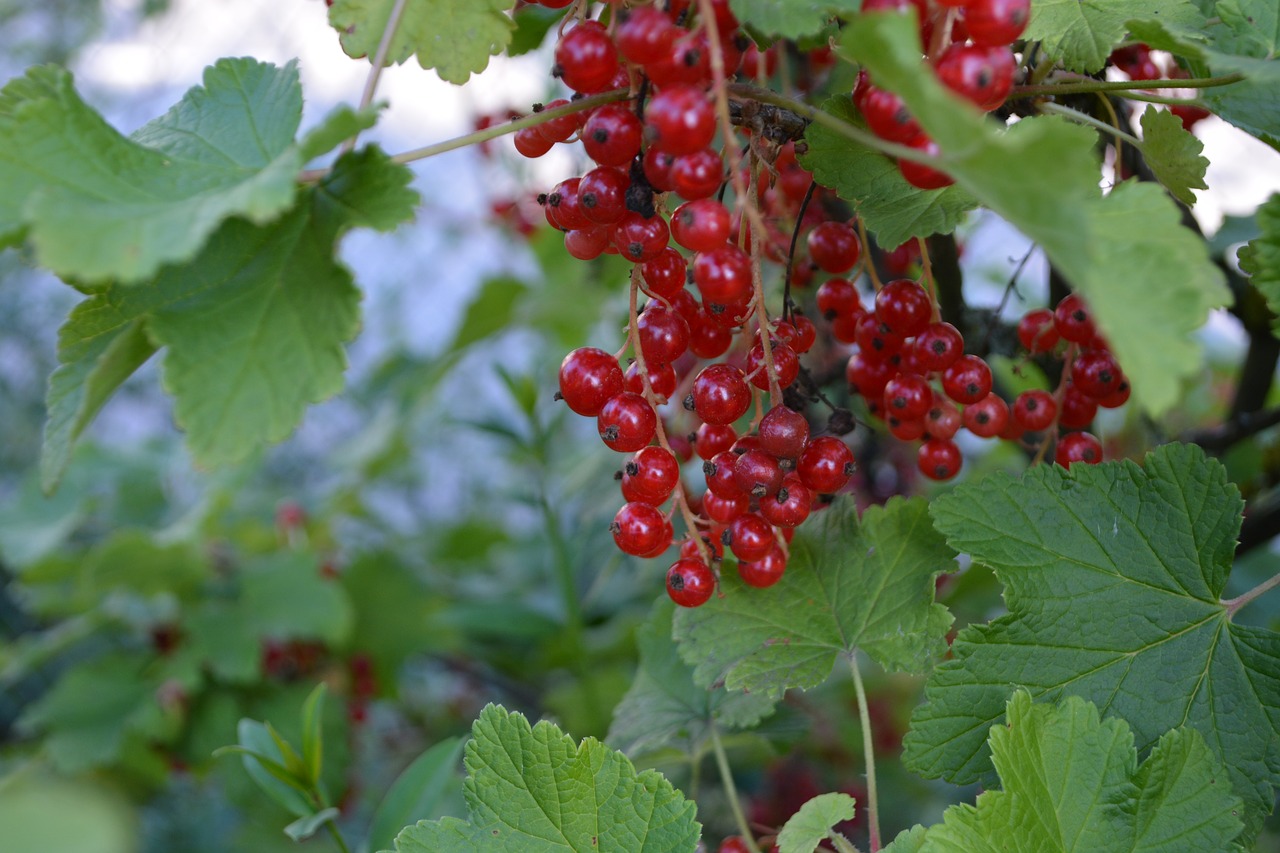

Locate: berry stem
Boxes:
[917,236,940,323]
[1037,102,1142,147]
[345,0,411,155]
[856,218,883,292]
[698,0,748,207]
[783,179,818,322]
[1224,570,1280,619]
[1013,72,1244,99]
[748,167,784,408]
[848,653,882,853]
[710,723,763,853]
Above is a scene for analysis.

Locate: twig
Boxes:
[711,723,762,853]
[848,654,881,852]
[343,0,410,154]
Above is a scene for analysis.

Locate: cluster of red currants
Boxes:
[1109,42,1211,131]
[852,0,1030,189]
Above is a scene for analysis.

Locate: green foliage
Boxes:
[1138,106,1210,205]
[388,704,701,852]
[1023,0,1203,73]
[607,597,775,758]
[776,792,858,853]
[42,145,416,487]
[367,737,467,853]
[1239,193,1280,331]
[842,11,1229,417]
[801,99,977,250]
[910,691,1243,853]
[675,498,954,698]
[727,0,858,40]
[329,0,515,84]
[0,768,137,853]
[904,443,1280,842]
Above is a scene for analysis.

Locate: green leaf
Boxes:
[800,98,977,250]
[508,5,564,56]
[301,683,327,786]
[449,277,528,353]
[1137,106,1209,206]
[330,0,515,85]
[387,704,700,852]
[367,737,466,853]
[1023,0,1204,73]
[0,770,137,853]
[727,0,859,40]
[1239,193,1280,332]
[284,807,341,842]
[776,792,857,853]
[915,691,1242,853]
[607,597,775,758]
[903,443,1280,842]
[230,719,314,818]
[674,498,955,699]
[240,553,354,646]
[298,104,380,162]
[41,146,415,486]
[0,59,342,282]
[78,530,207,600]
[882,826,928,853]
[842,12,1229,416]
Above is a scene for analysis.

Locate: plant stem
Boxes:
[848,654,881,853]
[1037,101,1142,147]
[1224,570,1280,618]
[343,0,409,154]
[1013,72,1244,99]
[326,820,353,853]
[710,723,762,853]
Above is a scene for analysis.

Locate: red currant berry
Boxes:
[1059,383,1098,429]
[638,248,687,299]
[797,436,855,494]
[913,321,965,372]
[962,392,1009,438]
[681,534,724,563]
[816,277,861,320]
[644,84,716,155]
[747,340,800,390]
[963,0,1030,47]
[925,399,962,440]
[1017,307,1060,353]
[578,166,630,225]
[738,543,788,588]
[846,350,897,400]
[758,406,810,459]
[612,212,671,263]
[564,226,613,261]
[1053,293,1096,344]
[637,303,690,365]
[859,84,923,144]
[693,244,753,305]
[623,361,678,400]
[670,148,725,200]
[690,364,752,425]
[616,7,679,66]
[558,347,624,416]
[918,438,962,481]
[1055,431,1103,468]
[705,450,747,498]
[1098,378,1131,409]
[934,43,1016,112]
[695,423,737,460]
[703,488,749,524]
[1012,389,1057,431]
[777,314,817,353]
[884,372,934,421]
[1071,350,1123,400]
[760,478,812,528]
[942,355,993,405]
[598,392,658,451]
[625,446,680,505]
[855,314,907,359]
[807,221,862,274]
[671,199,732,252]
[533,99,582,144]
[888,415,927,441]
[689,309,735,358]
[666,558,715,607]
[719,838,753,853]
[514,126,554,158]
[734,449,784,498]
[875,279,933,337]
[899,137,954,190]
[583,104,643,167]
[544,178,590,231]
[727,513,776,563]
[554,22,619,94]
[611,502,668,556]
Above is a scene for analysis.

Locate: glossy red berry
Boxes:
[704,450,745,498]
[934,43,1016,112]
[1098,378,1131,409]
[816,277,861,320]
[854,314,906,359]
[645,84,716,155]
[1058,384,1099,429]
[623,361,678,400]
[962,392,1010,438]
[760,478,812,528]
[616,6,679,66]
[514,126,554,158]
[727,513,776,563]
[558,348,624,416]
[637,303,690,365]
[1012,389,1057,431]
[875,279,933,337]
[807,221,862,273]
[693,244,753,305]
[578,166,630,225]
[738,543,788,588]
[583,105,643,167]
[963,0,1031,47]
[554,21,619,93]
[667,558,716,607]
[913,321,965,371]
[638,248,687,299]
[1071,350,1123,400]
[859,84,923,144]
[612,502,668,556]
[925,400,962,440]
[612,212,671,263]
[688,309,735,358]
[884,372,934,421]
[719,838,753,853]
[797,436,856,494]
[670,148,725,199]
[1053,293,1096,344]
[625,446,680,505]
[758,406,810,459]
[703,488,749,524]
[899,137,954,190]
[734,449,784,498]
[671,199,731,252]
[747,340,799,390]
[534,99,583,144]
[544,178,590,231]
[598,393,658,451]
[563,227,612,261]
[846,350,897,400]
[690,364,752,425]
[1017,307,1060,353]
[1055,431,1103,468]
[918,438,963,481]
[942,355,993,405]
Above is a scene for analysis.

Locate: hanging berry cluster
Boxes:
[516,0,1131,609]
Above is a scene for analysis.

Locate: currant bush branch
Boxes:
[1036,101,1141,147]
[1012,71,1244,99]
[848,653,881,853]
[344,0,410,155]
[710,723,763,853]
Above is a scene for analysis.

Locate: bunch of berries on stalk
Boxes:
[853,0,1030,188]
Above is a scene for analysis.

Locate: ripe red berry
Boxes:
[1059,384,1099,429]
[689,309,735,358]
[738,543,788,588]
[777,315,817,353]
[758,406,810,459]
[875,279,933,337]
[734,449,784,498]
[623,361,678,400]
[962,392,1009,438]
[884,372,934,421]
[667,558,716,607]
[558,347,623,416]
[760,478,812,528]
[1055,431,1103,468]
[1053,293,1096,344]
[670,148,725,199]
[934,43,1016,112]
[1017,307,1060,353]
[598,392,658,451]
[1012,389,1057,431]
[564,227,612,261]
[612,212,671,263]
[583,105,643,167]
[533,98,582,144]
[719,838,752,853]
[963,0,1031,47]
[1098,378,1131,409]
[690,364,753,425]
[1071,350,1123,400]
[942,355,993,405]
[846,350,896,400]
[855,313,906,359]
[727,513,776,563]
[644,84,717,155]
[747,340,800,390]
[899,136,954,190]
[859,84,923,144]
[625,446,680,505]
[695,423,737,460]
[703,488,749,524]
[925,399,962,440]
[514,126,554,158]
[705,451,746,498]
[816,277,861,320]
[611,502,668,556]
[918,438,963,481]
[616,6,679,66]
[913,321,965,371]
[797,436,856,494]
[578,166,630,225]
[554,21,619,94]
[638,248,687,299]
[637,303,690,365]
[544,178,590,231]
[807,221,862,274]
[693,244,753,305]
[671,199,732,252]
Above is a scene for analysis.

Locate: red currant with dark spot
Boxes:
[918,438,962,481]
[611,502,668,556]
[962,392,1009,438]
[727,513,776,563]
[598,392,657,451]
[797,436,856,494]
[666,558,716,607]
[738,543,788,588]
[558,347,623,416]
[1055,431,1103,468]
[807,221,862,274]
[942,355,993,405]
[1012,389,1057,431]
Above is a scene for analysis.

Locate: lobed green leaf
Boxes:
[776,792,857,853]
[1238,193,1280,332]
[1023,0,1204,73]
[1138,105,1209,206]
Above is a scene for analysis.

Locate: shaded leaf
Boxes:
[1137,106,1209,206]
[1023,0,1203,73]
[367,737,466,853]
[777,792,857,853]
